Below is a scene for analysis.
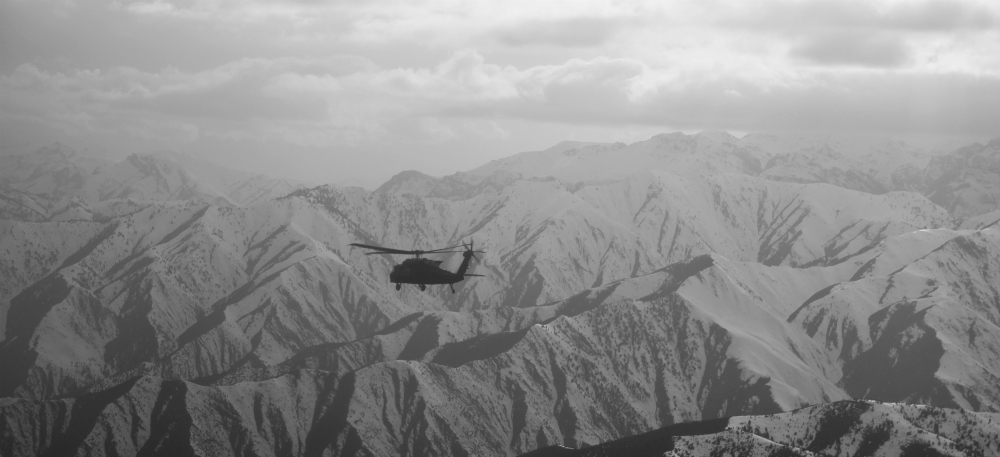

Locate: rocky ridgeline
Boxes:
[523,401,1000,457]
[0,145,301,221]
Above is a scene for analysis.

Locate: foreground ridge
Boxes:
[521,400,1000,457]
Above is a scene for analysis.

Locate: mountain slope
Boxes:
[522,400,1000,457]
[0,187,49,222]
[4,223,999,454]
[0,170,976,404]
[919,139,1000,221]
[463,132,764,183]
[790,227,1000,411]
[749,133,936,195]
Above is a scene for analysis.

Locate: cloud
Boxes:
[637,72,1000,136]
[729,0,998,31]
[875,0,996,31]
[0,56,378,144]
[419,54,1000,137]
[3,0,999,181]
[495,17,625,47]
[790,31,912,67]
[5,48,999,157]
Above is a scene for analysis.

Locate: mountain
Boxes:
[918,139,1000,221]
[462,133,765,183]
[960,209,1000,230]
[523,400,1000,457]
[0,145,302,217]
[0,187,49,222]
[385,133,999,222]
[1,132,999,456]
[788,227,1000,411]
[375,169,523,201]
[749,133,936,194]
[0,144,111,201]
[447,132,932,194]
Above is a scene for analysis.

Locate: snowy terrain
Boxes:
[0,144,301,217]
[523,401,1000,457]
[1,133,999,456]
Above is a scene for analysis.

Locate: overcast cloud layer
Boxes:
[2,0,999,186]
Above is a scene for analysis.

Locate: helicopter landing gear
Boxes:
[395,283,401,291]
[450,285,456,294]
[419,284,426,291]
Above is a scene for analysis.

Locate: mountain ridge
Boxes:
[0,145,303,221]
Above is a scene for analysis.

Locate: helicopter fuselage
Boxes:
[390,258,465,285]
[349,241,481,292]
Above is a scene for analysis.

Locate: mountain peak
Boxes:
[33,143,75,158]
[543,140,604,154]
[651,131,689,141]
[375,170,439,195]
[695,130,739,141]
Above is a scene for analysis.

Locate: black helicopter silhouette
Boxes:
[349,240,484,293]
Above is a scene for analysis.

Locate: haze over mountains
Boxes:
[1,132,999,456]
[0,144,301,222]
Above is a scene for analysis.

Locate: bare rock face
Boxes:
[2,133,999,456]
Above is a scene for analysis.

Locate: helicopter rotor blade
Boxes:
[365,250,465,256]
[424,245,463,253]
[350,244,420,255]
[351,243,464,256]
[349,243,390,250]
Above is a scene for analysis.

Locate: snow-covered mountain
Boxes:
[0,144,303,217]
[0,187,50,222]
[918,139,1000,221]
[1,132,999,456]
[0,144,111,200]
[524,400,1000,457]
[463,132,765,183]
[750,133,937,195]
[392,133,998,222]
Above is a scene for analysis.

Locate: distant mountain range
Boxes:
[0,144,301,221]
[1,133,998,456]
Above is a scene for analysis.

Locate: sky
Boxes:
[2,0,999,187]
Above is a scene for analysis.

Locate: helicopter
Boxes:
[349,240,484,293]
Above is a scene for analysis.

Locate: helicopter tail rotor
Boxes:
[463,239,484,261]
[455,239,485,278]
